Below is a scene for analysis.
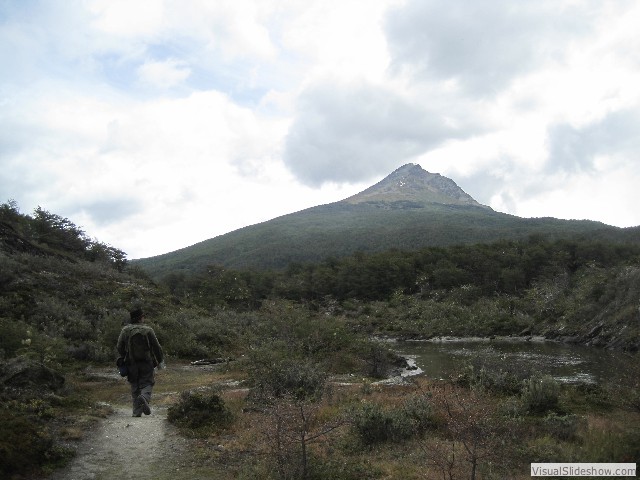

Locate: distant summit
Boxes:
[343,163,490,209]
[135,163,631,274]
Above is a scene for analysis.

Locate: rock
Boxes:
[190,358,233,366]
[0,357,65,392]
[518,327,532,336]
[586,323,604,339]
[559,336,582,345]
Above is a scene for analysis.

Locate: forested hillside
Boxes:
[160,235,640,351]
[135,164,640,276]
[2,201,639,478]
[0,202,401,477]
[136,200,640,276]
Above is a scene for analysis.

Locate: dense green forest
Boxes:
[135,199,640,275]
[1,201,639,478]
[2,199,639,361]
[161,234,640,351]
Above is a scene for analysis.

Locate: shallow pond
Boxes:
[393,338,635,384]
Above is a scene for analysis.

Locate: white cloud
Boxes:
[88,0,165,38]
[136,59,191,89]
[1,0,640,259]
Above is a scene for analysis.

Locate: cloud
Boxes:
[384,0,595,95]
[283,80,478,186]
[73,197,144,226]
[136,59,191,89]
[2,0,640,259]
[546,109,640,174]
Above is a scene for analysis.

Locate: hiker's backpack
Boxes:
[127,326,151,363]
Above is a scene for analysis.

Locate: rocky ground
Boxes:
[48,403,191,480]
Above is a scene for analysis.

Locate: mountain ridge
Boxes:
[134,164,639,276]
[343,163,490,209]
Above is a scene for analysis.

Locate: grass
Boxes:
[5,357,637,480]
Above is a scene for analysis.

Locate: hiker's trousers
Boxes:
[127,360,155,416]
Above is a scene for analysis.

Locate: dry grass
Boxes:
[59,362,639,479]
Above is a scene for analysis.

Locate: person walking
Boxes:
[117,308,164,417]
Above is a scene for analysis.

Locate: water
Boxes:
[393,338,635,384]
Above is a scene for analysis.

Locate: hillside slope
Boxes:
[135,164,640,277]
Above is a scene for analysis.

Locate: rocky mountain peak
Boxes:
[343,163,489,209]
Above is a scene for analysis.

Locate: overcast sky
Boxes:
[2,1,640,259]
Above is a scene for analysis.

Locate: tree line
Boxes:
[161,235,640,311]
[1,200,127,270]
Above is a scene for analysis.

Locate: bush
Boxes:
[402,394,438,434]
[351,401,416,446]
[526,436,568,463]
[0,410,73,478]
[247,348,327,403]
[0,318,30,359]
[167,390,234,430]
[522,375,561,414]
[541,413,584,441]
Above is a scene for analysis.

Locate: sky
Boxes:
[2,0,640,259]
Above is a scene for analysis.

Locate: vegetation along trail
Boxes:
[48,364,226,480]
[49,405,186,480]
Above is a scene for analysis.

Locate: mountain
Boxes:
[135,164,640,277]
[344,163,490,209]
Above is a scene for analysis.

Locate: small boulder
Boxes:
[0,357,65,392]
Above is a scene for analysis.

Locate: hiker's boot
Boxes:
[138,394,151,415]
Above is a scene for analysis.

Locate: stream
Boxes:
[394,337,635,384]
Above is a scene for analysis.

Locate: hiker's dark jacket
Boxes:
[117,324,164,385]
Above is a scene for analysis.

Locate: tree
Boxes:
[425,385,515,480]
[30,207,90,254]
[261,395,346,479]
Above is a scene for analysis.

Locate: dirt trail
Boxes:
[49,404,190,480]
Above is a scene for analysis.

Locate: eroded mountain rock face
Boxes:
[343,163,491,209]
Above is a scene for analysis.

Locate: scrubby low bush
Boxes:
[402,394,438,434]
[541,413,584,441]
[350,395,436,447]
[522,375,561,414]
[247,347,327,403]
[0,410,74,478]
[351,402,410,446]
[167,390,234,430]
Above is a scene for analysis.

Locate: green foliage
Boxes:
[458,354,535,395]
[521,375,561,414]
[142,235,640,350]
[1,201,127,267]
[350,402,413,446]
[350,395,436,447]
[577,424,640,463]
[400,394,438,434]
[247,348,328,403]
[305,455,383,480]
[154,311,241,359]
[0,318,31,359]
[167,390,234,430]
[135,196,640,275]
[0,409,74,478]
[358,341,402,379]
[541,413,585,441]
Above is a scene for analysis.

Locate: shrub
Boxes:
[526,436,568,463]
[351,401,415,446]
[167,390,234,430]
[247,348,327,403]
[402,394,438,434]
[0,410,73,478]
[522,375,560,414]
[541,413,584,441]
[0,318,30,358]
